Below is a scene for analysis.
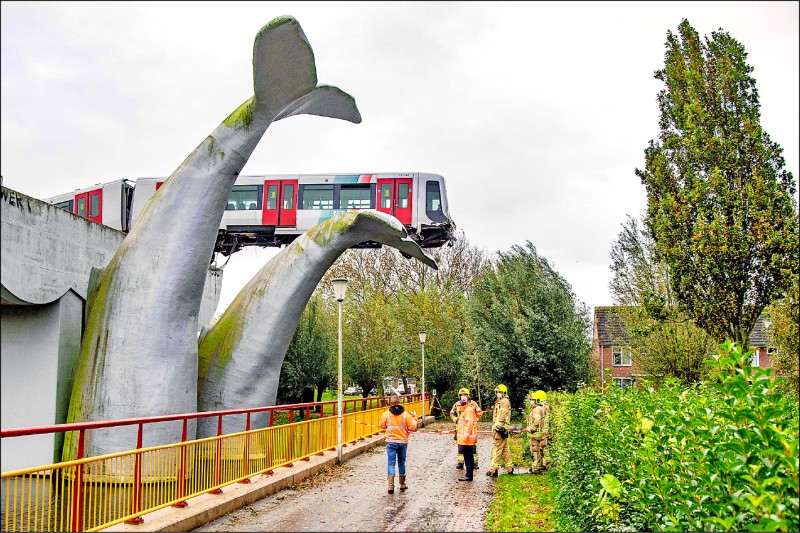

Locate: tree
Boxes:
[468,241,592,408]
[609,215,717,384]
[277,294,336,406]
[636,19,799,346]
[393,288,471,404]
[320,231,490,400]
[765,271,799,393]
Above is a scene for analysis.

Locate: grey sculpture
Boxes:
[64,16,361,458]
[196,210,437,439]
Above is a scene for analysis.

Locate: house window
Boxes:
[612,346,631,366]
[767,346,781,356]
[749,350,760,367]
[613,377,635,390]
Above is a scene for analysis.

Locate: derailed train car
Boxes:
[44,172,456,255]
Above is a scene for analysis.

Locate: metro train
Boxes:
[44,173,456,256]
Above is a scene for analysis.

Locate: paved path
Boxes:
[194,421,496,532]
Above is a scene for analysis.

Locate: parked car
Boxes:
[369,387,378,396]
[343,386,362,395]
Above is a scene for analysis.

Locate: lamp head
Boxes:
[419,330,427,344]
[332,278,349,302]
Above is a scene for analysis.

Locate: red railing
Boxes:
[1,393,425,531]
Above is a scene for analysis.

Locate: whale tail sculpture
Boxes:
[196,210,437,438]
[64,16,361,461]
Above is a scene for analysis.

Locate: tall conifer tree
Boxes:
[636,19,799,345]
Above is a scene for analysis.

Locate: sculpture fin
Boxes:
[251,17,317,115]
[275,85,362,123]
[251,17,361,123]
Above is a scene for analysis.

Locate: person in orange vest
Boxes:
[378,394,419,494]
[456,388,481,481]
[450,387,483,470]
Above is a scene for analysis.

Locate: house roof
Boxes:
[747,315,770,347]
[594,306,631,347]
[593,306,772,348]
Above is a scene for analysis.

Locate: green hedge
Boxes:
[551,341,799,532]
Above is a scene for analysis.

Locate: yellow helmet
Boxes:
[495,384,508,394]
[458,387,470,396]
[532,390,547,402]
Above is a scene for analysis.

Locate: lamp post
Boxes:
[419,331,427,428]
[332,278,349,464]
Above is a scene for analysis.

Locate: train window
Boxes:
[380,183,392,209]
[90,194,100,217]
[54,200,72,211]
[301,185,333,209]
[426,181,442,212]
[77,197,86,216]
[266,185,278,210]
[283,184,295,210]
[228,185,260,210]
[339,185,371,209]
[398,183,409,209]
[425,181,448,223]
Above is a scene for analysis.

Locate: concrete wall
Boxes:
[1,185,223,470]
[1,186,125,305]
[0,291,82,471]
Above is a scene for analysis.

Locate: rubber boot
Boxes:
[388,476,394,494]
[458,467,474,482]
[399,475,408,491]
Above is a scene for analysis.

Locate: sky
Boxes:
[2,1,798,318]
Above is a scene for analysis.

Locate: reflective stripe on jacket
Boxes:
[527,405,545,437]
[457,404,479,445]
[492,396,511,430]
[379,410,418,444]
[450,400,483,423]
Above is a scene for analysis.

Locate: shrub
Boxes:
[552,341,799,532]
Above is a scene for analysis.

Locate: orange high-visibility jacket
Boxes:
[379,407,418,444]
[457,403,480,445]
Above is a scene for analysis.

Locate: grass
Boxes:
[484,414,555,532]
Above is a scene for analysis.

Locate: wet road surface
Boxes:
[194,421,496,532]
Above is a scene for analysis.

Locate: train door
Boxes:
[263,179,298,226]
[74,192,88,218]
[87,188,102,224]
[279,180,297,226]
[376,178,413,225]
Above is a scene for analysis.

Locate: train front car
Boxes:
[415,172,456,248]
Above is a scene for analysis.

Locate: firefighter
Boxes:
[449,388,482,470]
[456,391,480,481]
[486,384,514,477]
[527,390,549,474]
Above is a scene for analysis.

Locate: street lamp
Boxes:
[419,331,427,428]
[332,277,349,464]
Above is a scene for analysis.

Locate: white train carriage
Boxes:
[45,179,135,232]
[44,172,456,256]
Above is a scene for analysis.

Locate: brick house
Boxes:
[592,306,776,389]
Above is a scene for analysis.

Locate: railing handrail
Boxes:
[0,392,425,438]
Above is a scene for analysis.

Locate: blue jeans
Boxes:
[386,442,408,476]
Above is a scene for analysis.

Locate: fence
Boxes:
[1,394,424,531]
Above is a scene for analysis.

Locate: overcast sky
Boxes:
[2,1,798,317]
